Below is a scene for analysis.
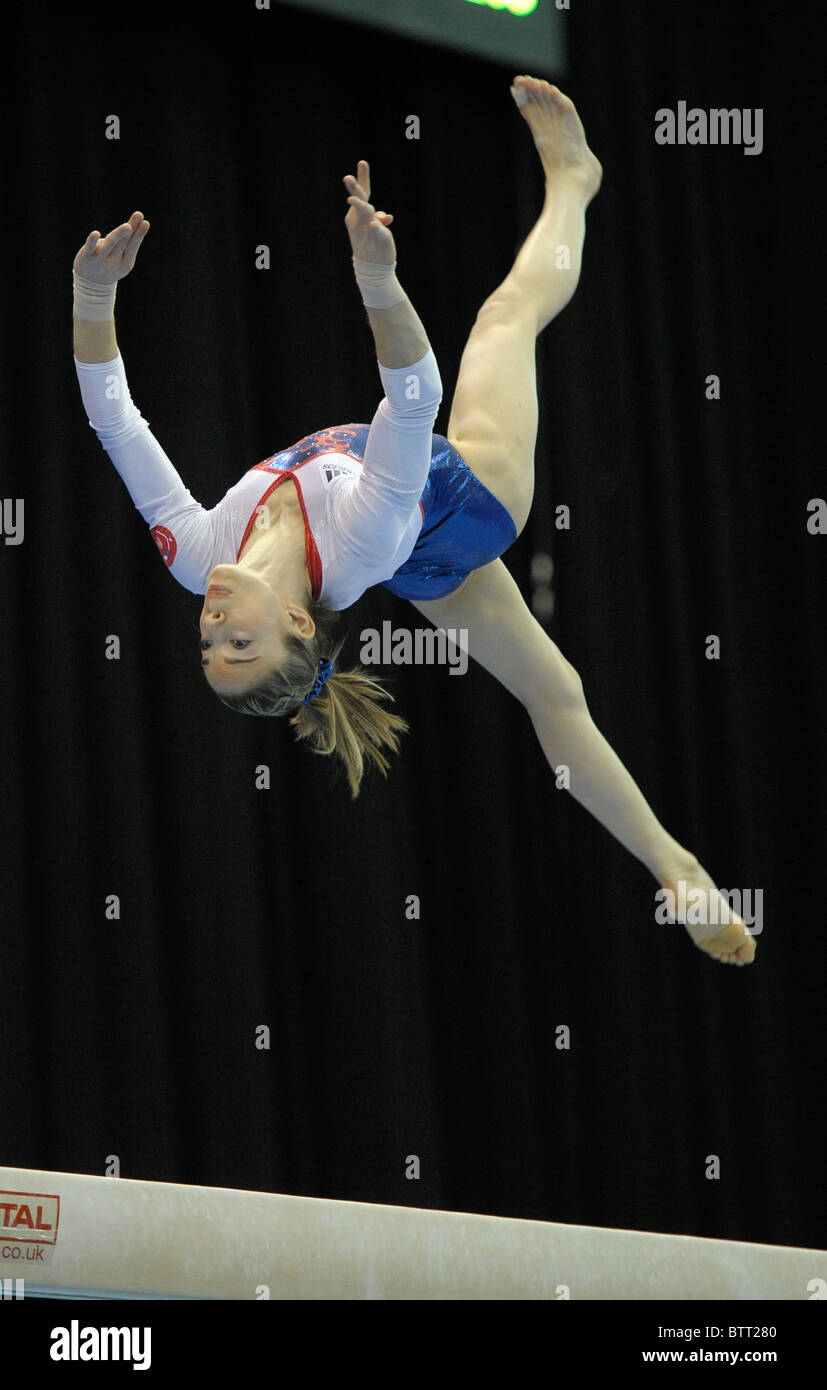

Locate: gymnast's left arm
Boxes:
[334,161,443,559]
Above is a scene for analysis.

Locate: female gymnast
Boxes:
[72,76,755,967]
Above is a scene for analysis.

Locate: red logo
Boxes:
[0,1191,60,1246]
[150,525,177,567]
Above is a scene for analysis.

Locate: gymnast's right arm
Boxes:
[72,214,218,593]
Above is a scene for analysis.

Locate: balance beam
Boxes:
[1,1166,824,1299]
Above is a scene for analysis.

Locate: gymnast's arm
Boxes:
[72,215,218,592]
[332,162,443,560]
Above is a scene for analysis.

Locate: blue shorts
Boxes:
[276,423,517,602]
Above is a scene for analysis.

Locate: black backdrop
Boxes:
[2,0,824,1253]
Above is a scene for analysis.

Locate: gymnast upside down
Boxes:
[72,75,755,967]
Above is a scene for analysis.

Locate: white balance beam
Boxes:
[1,1166,824,1300]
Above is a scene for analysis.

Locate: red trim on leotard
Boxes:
[238,457,326,600]
[239,454,426,600]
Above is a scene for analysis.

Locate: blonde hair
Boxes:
[213,602,409,798]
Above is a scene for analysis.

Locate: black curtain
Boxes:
[2,0,824,1251]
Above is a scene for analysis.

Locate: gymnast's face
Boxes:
[199,564,314,695]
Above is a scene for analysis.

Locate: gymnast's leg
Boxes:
[445,76,602,537]
[419,80,755,965]
[412,560,757,966]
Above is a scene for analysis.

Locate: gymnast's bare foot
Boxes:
[659,859,758,966]
[510,75,603,202]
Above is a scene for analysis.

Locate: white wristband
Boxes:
[73,271,117,322]
[352,257,405,310]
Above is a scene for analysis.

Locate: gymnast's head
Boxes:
[199,563,408,798]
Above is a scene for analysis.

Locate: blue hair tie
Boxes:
[302,657,334,705]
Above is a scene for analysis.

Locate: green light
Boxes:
[462,0,540,16]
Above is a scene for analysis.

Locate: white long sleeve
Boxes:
[74,353,222,593]
[331,347,442,563]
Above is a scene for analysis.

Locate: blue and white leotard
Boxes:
[74,347,517,609]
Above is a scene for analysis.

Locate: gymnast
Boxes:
[72,75,755,967]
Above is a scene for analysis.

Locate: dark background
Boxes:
[1,0,824,1253]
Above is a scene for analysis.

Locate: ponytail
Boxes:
[213,601,409,798]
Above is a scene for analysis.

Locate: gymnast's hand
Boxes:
[343,161,396,264]
[73,211,150,283]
